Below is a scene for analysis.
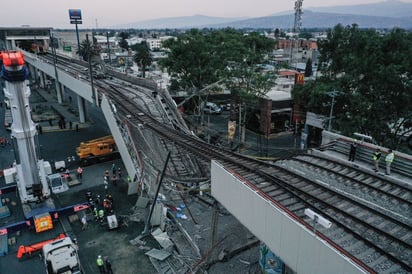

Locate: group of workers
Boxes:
[85,190,115,225]
[96,255,113,274]
[83,164,122,227]
[348,140,396,175]
[372,148,395,175]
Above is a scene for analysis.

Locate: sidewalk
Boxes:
[31,88,91,133]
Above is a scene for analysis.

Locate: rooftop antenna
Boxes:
[95,18,98,29]
[290,0,304,68]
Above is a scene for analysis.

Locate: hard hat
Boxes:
[98,255,102,258]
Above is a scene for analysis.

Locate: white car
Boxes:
[203,102,222,114]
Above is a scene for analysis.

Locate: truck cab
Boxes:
[42,237,82,274]
[46,173,69,194]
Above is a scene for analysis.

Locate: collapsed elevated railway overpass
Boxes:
[23,50,412,273]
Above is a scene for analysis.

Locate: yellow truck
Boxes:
[76,136,119,166]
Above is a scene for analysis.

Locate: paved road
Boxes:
[186,111,301,158]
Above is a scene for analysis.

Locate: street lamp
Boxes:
[86,34,96,106]
[304,208,332,233]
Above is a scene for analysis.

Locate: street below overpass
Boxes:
[185,110,301,159]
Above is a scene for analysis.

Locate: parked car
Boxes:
[203,102,222,114]
[220,103,231,111]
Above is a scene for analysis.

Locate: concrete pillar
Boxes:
[33,69,39,84]
[10,39,16,50]
[60,83,66,101]
[55,79,62,104]
[77,95,86,123]
[39,71,45,89]
[28,65,36,86]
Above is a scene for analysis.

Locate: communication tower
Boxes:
[290,0,304,67]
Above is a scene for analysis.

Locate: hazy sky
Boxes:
[1,0,411,28]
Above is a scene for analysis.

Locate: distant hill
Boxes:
[114,15,247,29]
[306,0,412,18]
[111,1,412,30]
[209,10,412,30]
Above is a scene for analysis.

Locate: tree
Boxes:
[299,32,313,39]
[160,29,275,94]
[160,28,275,122]
[159,29,223,92]
[160,29,276,145]
[76,38,99,62]
[118,32,129,51]
[304,58,312,77]
[274,28,280,38]
[294,24,412,150]
[132,42,153,78]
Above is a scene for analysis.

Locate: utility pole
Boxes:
[86,34,96,106]
[106,32,112,66]
[50,33,62,104]
[238,103,242,152]
[327,90,338,131]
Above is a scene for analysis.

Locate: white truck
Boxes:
[46,173,69,194]
[42,237,82,274]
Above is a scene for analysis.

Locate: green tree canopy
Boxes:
[159,29,222,91]
[76,38,99,62]
[294,24,412,149]
[131,42,153,78]
[159,28,275,96]
[118,32,129,51]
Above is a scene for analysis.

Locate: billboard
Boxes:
[69,9,82,20]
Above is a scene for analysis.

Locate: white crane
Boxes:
[1,51,53,218]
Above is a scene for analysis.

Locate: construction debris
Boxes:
[129,235,146,246]
[145,248,171,261]
[152,228,174,251]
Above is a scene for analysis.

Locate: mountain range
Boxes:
[113,0,412,30]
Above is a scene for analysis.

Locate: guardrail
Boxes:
[321,131,412,178]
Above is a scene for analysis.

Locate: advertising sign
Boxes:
[306,112,326,129]
[294,73,305,85]
[69,9,82,20]
[228,121,236,142]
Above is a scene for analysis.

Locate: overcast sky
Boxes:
[2,0,411,28]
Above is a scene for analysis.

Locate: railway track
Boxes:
[276,154,412,224]
[36,53,412,273]
[107,84,412,273]
[99,80,209,181]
